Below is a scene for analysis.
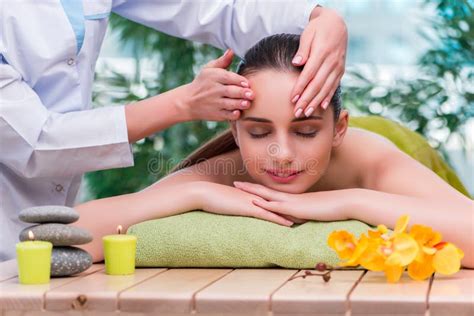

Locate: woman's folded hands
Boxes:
[233,181,350,223]
[192,181,295,227]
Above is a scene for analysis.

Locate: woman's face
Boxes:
[231,69,348,194]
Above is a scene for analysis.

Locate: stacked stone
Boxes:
[18,206,93,277]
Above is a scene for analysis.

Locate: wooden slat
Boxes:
[0,264,104,311]
[118,268,233,314]
[271,269,364,315]
[3,311,193,316]
[3,311,137,316]
[349,271,430,315]
[194,268,297,314]
[0,260,17,282]
[43,268,166,312]
[429,269,474,316]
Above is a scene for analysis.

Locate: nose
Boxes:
[267,136,295,165]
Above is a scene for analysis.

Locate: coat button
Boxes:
[67,58,75,66]
[55,184,64,192]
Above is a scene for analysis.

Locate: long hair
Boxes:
[170,34,342,173]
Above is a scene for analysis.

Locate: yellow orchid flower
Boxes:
[327,230,358,260]
[339,233,370,267]
[359,231,419,283]
[407,225,464,280]
[360,215,418,282]
[432,242,464,275]
[329,215,419,283]
[328,215,464,283]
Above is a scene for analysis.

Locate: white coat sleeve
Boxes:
[112,0,318,58]
[0,56,134,179]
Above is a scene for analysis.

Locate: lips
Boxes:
[266,169,301,177]
[265,169,303,183]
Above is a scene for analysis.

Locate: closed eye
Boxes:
[249,132,270,139]
[295,131,317,138]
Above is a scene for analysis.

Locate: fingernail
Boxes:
[322,99,329,110]
[291,94,300,103]
[223,48,231,57]
[286,221,294,226]
[241,81,249,87]
[245,91,252,98]
[295,108,303,118]
[234,181,242,186]
[304,107,314,117]
[241,100,248,108]
[292,55,302,65]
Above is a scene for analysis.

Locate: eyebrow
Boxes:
[241,116,323,123]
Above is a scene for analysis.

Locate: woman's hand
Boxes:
[233,181,349,222]
[179,49,254,121]
[291,6,347,117]
[195,181,294,227]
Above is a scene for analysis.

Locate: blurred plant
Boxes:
[86,0,473,199]
[342,0,473,159]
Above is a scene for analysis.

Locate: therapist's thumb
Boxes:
[205,48,234,69]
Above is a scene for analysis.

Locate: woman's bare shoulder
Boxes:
[331,127,403,188]
[344,126,399,151]
[183,149,250,186]
[339,126,402,164]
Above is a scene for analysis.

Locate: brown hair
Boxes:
[170,34,342,173]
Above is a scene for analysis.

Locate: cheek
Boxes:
[238,137,271,181]
[296,133,333,177]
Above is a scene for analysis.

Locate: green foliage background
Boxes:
[86,0,473,199]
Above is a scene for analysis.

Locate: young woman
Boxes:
[74,34,473,268]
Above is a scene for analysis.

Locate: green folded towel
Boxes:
[127,115,470,268]
[128,211,373,268]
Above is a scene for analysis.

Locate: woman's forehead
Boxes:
[244,70,296,116]
[241,70,326,122]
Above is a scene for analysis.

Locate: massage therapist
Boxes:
[0,0,347,261]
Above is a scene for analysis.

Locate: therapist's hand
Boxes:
[180,49,254,121]
[291,6,347,118]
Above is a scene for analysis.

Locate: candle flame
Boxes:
[117,225,123,234]
[28,230,35,241]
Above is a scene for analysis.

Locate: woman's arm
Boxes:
[72,181,202,262]
[71,151,230,262]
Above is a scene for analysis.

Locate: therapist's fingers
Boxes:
[292,52,326,116]
[221,98,251,111]
[221,109,241,121]
[294,57,334,116]
[211,68,250,88]
[204,48,234,69]
[291,20,317,67]
[319,73,343,113]
[304,70,341,117]
[222,85,254,101]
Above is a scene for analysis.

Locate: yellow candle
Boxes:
[103,225,137,275]
[16,231,52,284]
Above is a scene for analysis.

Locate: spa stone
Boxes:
[19,206,79,224]
[19,224,92,246]
[51,246,92,277]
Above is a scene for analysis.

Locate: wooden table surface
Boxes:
[0,259,472,316]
